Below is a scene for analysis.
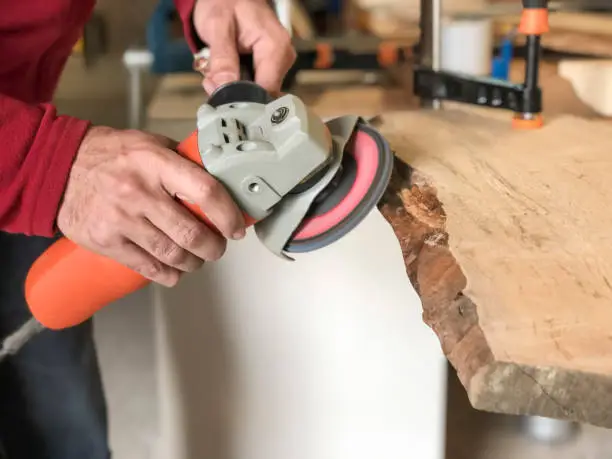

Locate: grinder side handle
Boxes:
[25,131,231,330]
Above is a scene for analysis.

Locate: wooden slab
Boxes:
[373,107,612,428]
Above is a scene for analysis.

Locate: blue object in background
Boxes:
[328,0,342,14]
[146,0,194,74]
[491,30,516,80]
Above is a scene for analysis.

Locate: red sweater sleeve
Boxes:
[0,93,90,237]
[173,0,202,52]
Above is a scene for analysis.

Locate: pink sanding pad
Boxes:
[292,130,380,241]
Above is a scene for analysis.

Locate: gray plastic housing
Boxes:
[195,94,332,221]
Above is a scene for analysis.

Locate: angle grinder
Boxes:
[24,81,394,330]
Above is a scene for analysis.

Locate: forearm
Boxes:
[0,94,90,236]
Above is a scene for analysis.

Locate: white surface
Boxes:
[94,288,159,459]
[153,208,447,459]
[441,17,493,76]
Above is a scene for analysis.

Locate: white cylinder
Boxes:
[440,16,493,76]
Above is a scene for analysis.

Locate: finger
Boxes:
[160,156,246,240]
[145,193,229,262]
[107,239,182,287]
[253,39,296,95]
[201,16,240,94]
[251,22,296,94]
[124,216,206,273]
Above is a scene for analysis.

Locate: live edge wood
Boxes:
[373,107,612,429]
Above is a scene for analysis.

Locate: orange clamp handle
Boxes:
[518,7,549,35]
[25,131,255,330]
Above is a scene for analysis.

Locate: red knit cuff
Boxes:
[31,113,91,236]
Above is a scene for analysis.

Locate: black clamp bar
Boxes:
[413,66,541,114]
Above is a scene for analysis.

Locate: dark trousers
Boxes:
[0,232,110,459]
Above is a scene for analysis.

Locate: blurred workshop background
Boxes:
[55,0,612,458]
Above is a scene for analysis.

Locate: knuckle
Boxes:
[273,27,292,47]
[204,238,227,262]
[153,238,187,266]
[280,33,292,48]
[114,178,141,199]
[287,46,297,63]
[88,221,118,249]
[137,260,165,279]
[122,128,142,139]
[123,128,141,136]
[88,207,126,248]
[165,246,187,266]
[205,3,227,20]
[105,206,124,225]
[196,178,222,202]
[125,129,155,144]
[175,223,204,248]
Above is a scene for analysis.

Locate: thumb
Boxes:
[201,17,240,94]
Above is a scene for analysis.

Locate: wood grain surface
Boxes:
[372,102,612,428]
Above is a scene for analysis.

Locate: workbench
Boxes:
[145,57,612,447]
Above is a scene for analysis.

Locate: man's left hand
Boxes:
[192,0,296,96]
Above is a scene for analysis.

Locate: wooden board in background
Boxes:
[559,59,612,117]
[357,1,612,58]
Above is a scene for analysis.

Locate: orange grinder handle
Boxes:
[25,131,255,330]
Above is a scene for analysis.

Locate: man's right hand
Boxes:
[57,126,246,287]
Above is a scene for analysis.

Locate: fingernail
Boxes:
[232,228,246,240]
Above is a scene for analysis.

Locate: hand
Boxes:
[192,0,296,95]
[57,127,246,287]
